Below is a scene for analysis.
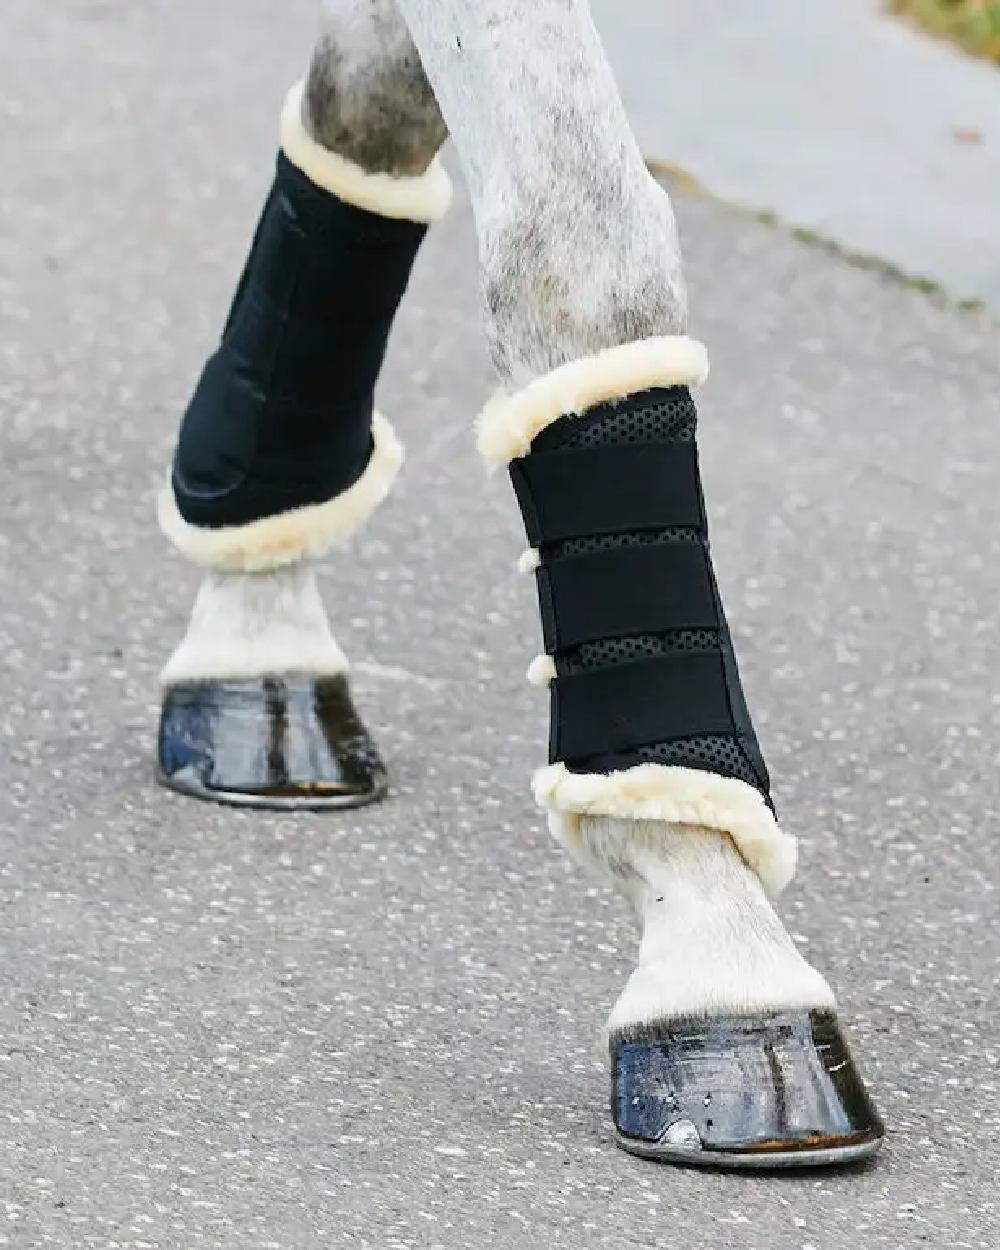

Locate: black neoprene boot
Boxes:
[479,336,883,1166]
[156,82,451,808]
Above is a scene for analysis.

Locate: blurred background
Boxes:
[589,0,1000,308]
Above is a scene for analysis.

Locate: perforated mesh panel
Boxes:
[558,387,697,448]
[539,387,763,792]
[561,629,718,673]
[550,527,699,560]
[636,736,760,787]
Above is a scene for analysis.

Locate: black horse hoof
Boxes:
[612,1008,884,1169]
[156,674,388,810]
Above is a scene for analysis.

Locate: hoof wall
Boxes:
[612,1009,884,1169]
[156,675,388,810]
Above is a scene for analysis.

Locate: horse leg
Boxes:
[157,0,448,807]
[393,0,883,1166]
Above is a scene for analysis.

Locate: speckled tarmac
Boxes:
[2,2,998,1246]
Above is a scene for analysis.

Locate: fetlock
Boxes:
[160,565,347,687]
[588,820,835,1033]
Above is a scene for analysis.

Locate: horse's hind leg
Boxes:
[156,0,448,808]
[394,0,884,1166]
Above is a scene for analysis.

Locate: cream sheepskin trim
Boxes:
[158,412,403,573]
[476,336,709,467]
[280,81,452,223]
[535,762,797,898]
[526,654,557,687]
[517,547,541,575]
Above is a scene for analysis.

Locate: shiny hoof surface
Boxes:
[156,674,388,810]
[612,1009,884,1169]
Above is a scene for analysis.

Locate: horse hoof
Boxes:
[611,1008,884,1169]
[156,674,388,810]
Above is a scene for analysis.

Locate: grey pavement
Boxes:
[592,0,1000,309]
[2,2,999,1247]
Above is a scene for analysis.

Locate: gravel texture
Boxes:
[1,2,998,1246]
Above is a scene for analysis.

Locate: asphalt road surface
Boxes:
[2,2,998,1247]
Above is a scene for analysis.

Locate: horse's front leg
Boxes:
[395,0,884,1165]
[156,0,449,807]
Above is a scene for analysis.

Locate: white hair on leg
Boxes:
[161,564,349,685]
[392,0,687,386]
[572,817,835,1032]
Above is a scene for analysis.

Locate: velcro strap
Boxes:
[538,541,718,651]
[552,651,734,760]
[510,442,703,545]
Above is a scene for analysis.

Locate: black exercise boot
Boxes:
[156,81,451,808]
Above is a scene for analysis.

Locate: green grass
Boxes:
[891,1,1000,64]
